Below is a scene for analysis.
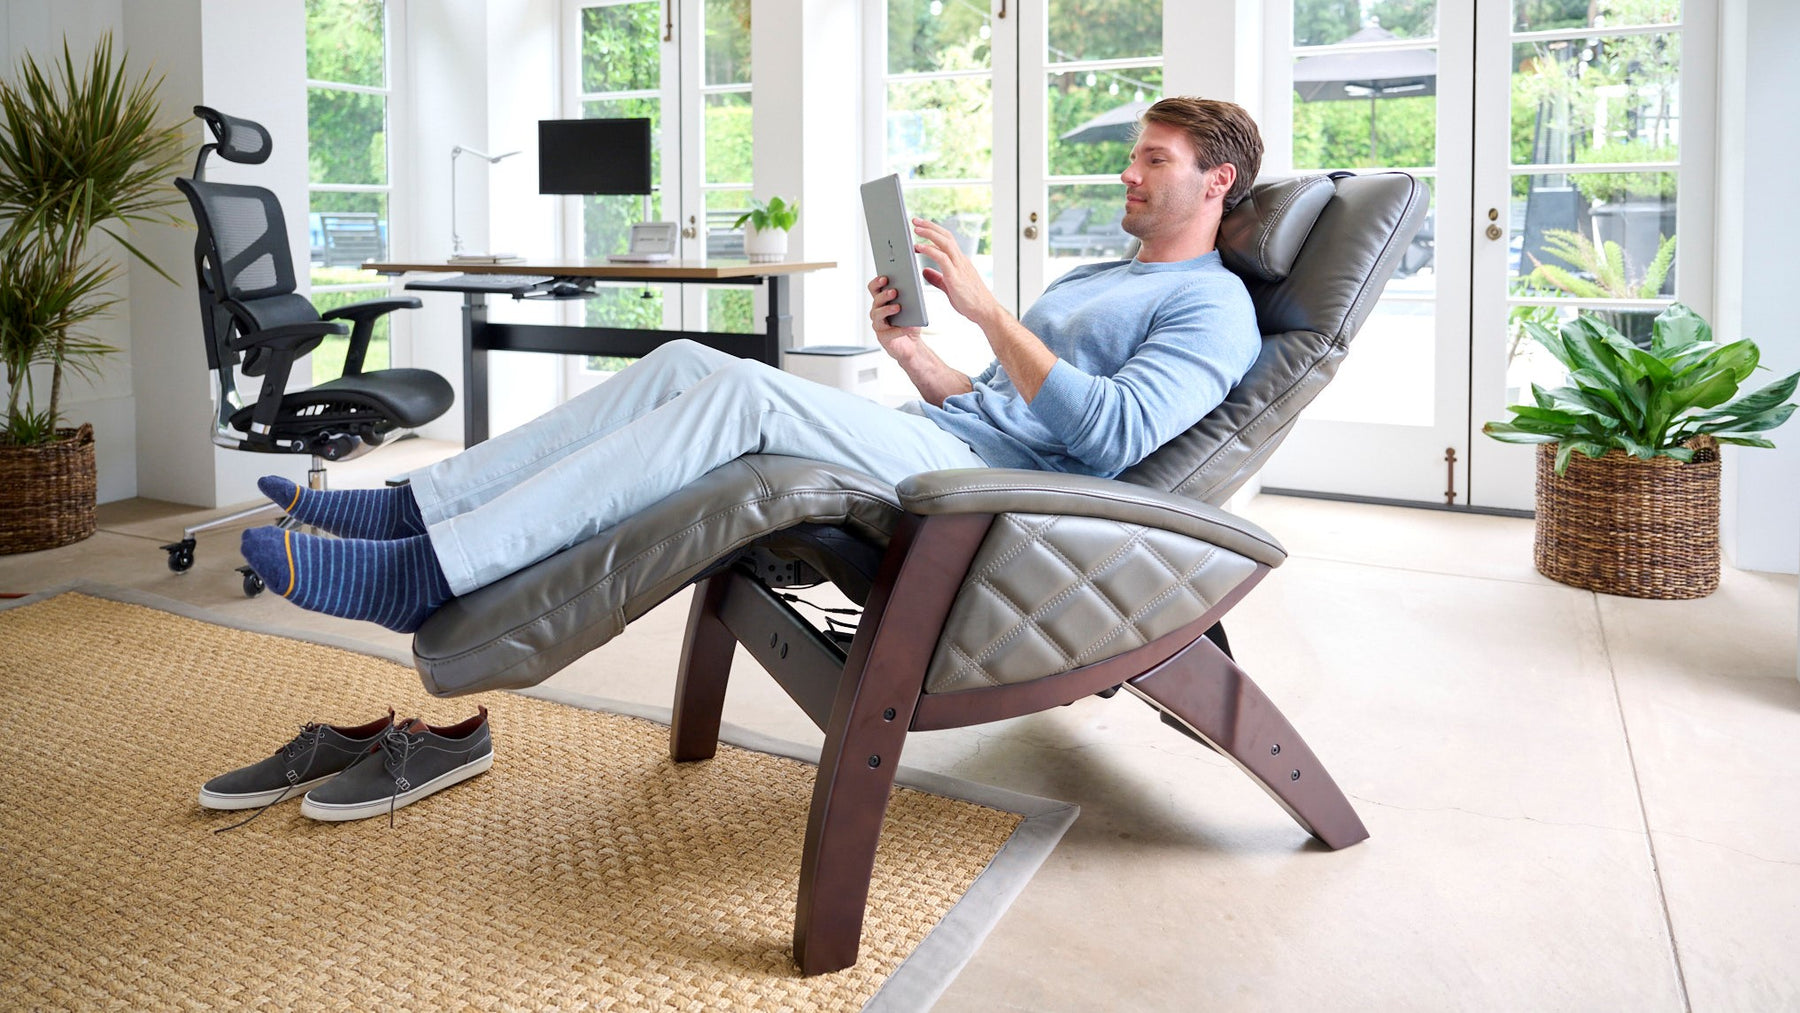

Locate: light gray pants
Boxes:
[406,339,988,594]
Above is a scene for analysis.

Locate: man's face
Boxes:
[1119,120,1214,241]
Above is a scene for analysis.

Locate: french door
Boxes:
[865,0,1171,398]
[1259,0,1710,510]
[560,0,756,394]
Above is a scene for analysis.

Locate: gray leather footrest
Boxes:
[411,455,902,697]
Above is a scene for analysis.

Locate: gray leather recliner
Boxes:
[411,171,1429,974]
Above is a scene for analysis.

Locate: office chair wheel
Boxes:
[162,539,197,573]
[237,565,265,598]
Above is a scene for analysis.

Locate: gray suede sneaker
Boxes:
[199,710,394,811]
[300,707,493,824]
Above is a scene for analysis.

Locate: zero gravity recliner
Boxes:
[411,171,1428,974]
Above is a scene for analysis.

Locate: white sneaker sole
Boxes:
[299,750,493,822]
[199,773,338,810]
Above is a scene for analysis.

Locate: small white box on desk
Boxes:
[782,344,885,399]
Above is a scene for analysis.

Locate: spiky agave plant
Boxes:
[0,33,187,446]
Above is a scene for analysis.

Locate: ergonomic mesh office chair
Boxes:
[411,170,1427,973]
[167,106,454,596]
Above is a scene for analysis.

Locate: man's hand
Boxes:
[912,218,1002,331]
[867,274,972,406]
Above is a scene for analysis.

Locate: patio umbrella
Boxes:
[1292,25,1436,162]
[1058,99,1153,145]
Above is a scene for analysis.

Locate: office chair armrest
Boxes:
[322,297,421,376]
[227,320,348,353]
[321,296,423,324]
[896,468,1286,567]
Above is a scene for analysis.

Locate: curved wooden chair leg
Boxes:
[670,575,735,762]
[1128,635,1368,850]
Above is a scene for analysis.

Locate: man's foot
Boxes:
[257,476,427,541]
[241,527,451,633]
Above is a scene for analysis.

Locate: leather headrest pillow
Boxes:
[1215,174,1336,283]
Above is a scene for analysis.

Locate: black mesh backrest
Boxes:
[1117,171,1429,505]
[194,105,272,164]
[175,177,298,302]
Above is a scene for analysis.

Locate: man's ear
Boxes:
[1206,163,1237,202]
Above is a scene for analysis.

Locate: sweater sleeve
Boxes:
[1025,283,1254,478]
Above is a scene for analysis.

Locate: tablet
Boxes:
[860,174,929,328]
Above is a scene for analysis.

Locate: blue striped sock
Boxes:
[257,476,427,541]
[241,527,452,633]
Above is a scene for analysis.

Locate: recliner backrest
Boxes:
[1119,171,1428,504]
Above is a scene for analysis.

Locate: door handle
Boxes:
[1486,224,1503,241]
[1485,207,1501,241]
[664,0,674,41]
[682,214,698,240]
[1023,225,1039,239]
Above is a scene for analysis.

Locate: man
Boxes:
[241,97,1265,633]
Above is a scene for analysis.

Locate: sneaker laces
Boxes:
[379,724,424,828]
[212,723,326,835]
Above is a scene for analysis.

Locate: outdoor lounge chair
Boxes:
[410,170,1429,974]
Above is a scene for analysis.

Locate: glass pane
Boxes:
[1513,0,1679,33]
[310,287,391,384]
[1047,66,1163,178]
[1304,298,1439,425]
[1294,0,1437,47]
[705,0,752,85]
[705,187,751,258]
[706,288,756,333]
[1046,182,1129,287]
[885,77,992,180]
[1048,0,1161,62]
[1510,173,1677,298]
[308,89,388,185]
[704,92,753,185]
[306,0,386,87]
[898,184,995,378]
[886,0,992,75]
[1291,75,1435,169]
[581,1,662,93]
[1510,33,1680,169]
[584,284,663,375]
[307,191,389,278]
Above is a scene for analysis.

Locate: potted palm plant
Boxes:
[734,195,799,263]
[0,35,187,553]
[1484,304,1798,599]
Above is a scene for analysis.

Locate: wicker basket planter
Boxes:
[0,423,98,555]
[1533,438,1719,599]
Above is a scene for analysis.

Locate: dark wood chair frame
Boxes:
[668,508,1369,975]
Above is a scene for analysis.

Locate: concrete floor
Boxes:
[2,442,1795,1010]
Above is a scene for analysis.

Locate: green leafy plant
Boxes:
[1484,303,1800,474]
[1529,227,1675,300]
[0,34,187,446]
[732,195,800,233]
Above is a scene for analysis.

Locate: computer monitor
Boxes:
[538,118,653,196]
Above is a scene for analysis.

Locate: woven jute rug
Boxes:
[0,587,1075,1011]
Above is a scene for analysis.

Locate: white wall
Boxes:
[1716,0,1800,574]
[753,0,864,350]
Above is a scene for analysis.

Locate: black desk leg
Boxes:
[463,293,490,446]
[763,275,792,367]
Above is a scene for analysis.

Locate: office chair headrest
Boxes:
[1216,174,1336,283]
[193,106,273,165]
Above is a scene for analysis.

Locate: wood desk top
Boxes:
[364,259,836,280]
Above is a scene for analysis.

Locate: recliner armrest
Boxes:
[227,320,347,352]
[897,468,1286,567]
[322,296,423,323]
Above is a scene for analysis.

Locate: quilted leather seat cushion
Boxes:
[412,455,901,696]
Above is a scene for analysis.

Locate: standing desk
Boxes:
[365,259,836,445]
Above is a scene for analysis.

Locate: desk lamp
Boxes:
[450,144,520,260]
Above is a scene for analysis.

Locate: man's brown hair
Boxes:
[1140,97,1263,212]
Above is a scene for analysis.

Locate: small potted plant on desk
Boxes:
[735,195,799,263]
[0,35,186,554]
[1484,304,1798,599]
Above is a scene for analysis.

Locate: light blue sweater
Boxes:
[920,251,1260,478]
